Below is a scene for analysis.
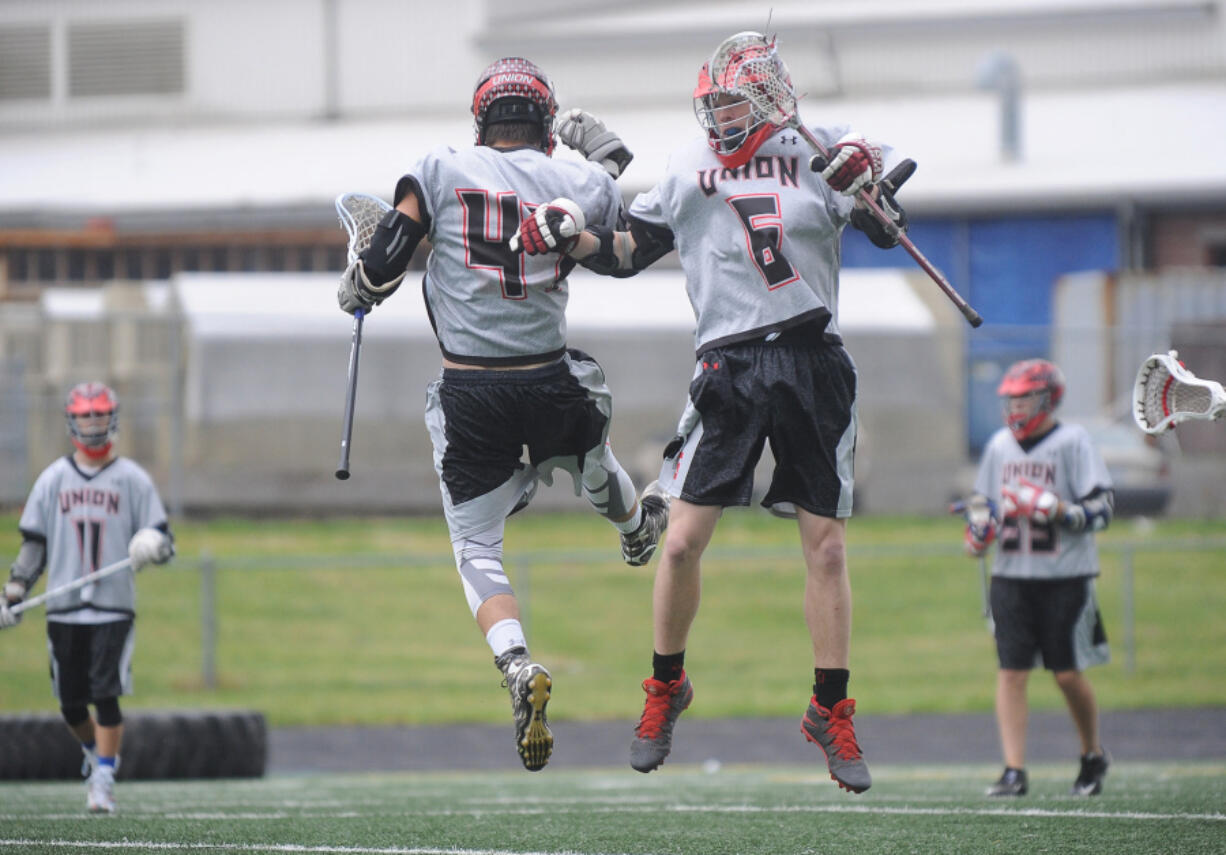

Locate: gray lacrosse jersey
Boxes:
[974,423,1113,580]
[629,124,894,353]
[409,145,624,365]
[19,456,168,620]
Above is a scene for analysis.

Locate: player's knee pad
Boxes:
[581,446,637,520]
[452,525,513,616]
[61,704,90,728]
[93,697,122,727]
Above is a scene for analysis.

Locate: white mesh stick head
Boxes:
[1133,350,1226,434]
[707,31,797,128]
[335,193,393,264]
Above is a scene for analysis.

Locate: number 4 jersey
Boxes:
[974,423,1113,580]
[628,124,893,354]
[18,456,168,619]
[406,144,624,366]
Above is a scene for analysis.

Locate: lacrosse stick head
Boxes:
[998,358,1065,441]
[1133,350,1226,434]
[335,193,392,265]
[698,32,796,168]
[65,381,119,458]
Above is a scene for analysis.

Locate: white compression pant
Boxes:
[581,444,637,521]
[453,522,511,617]
[452,446,637,617]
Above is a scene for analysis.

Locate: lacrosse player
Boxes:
[336,57,669,772]
[1,382,174,813]
[507,32,915,793]
[961,359,1114,797]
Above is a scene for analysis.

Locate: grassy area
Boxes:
[1,510,1224,726]
[2,762,1224,855]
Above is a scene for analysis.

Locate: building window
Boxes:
[67,19,185,98]
[0,24,52,101]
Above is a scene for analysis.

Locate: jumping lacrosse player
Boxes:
[335,57,669,772]
[1,382,174,813]
[507,31,915,793]
[959,359,1114,797]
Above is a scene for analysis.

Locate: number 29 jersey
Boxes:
[628,124,893,354]
[974,423,1113,580]
[408,144,624,366]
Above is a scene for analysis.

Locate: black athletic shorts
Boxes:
[436,350,608,506]
[991,576,1109,672]
[663,330,857,518]
[46,619,135,705]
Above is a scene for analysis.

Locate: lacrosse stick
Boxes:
[1133,350,1226,435]
[950,500,996,634]
[10,558,133,616]
[977,554,995,634]
[333,192,393,480]
[708,32,983,328]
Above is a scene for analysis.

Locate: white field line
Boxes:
[2,803,1224,825]
[0,842,612,855]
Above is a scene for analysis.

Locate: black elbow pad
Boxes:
[627,216,676,269]
[362,209,427,286]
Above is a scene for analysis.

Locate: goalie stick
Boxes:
[10,557,133,616]
[334,192,393,480]
[708,32,983,328]
[1133,350,1226,435]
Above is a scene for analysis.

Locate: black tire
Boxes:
[0,710,266,780]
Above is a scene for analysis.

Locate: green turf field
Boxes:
[1,511,1224,725]
[2,761,1224,855]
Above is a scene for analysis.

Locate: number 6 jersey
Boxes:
[974,423,1113,580]
[628,124,893,354]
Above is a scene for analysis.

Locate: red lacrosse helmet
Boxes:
[998,359,1065,441]
[65,381,119,459]
[693,35,786,169]
[471,57,558,155]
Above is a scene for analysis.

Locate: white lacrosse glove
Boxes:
[508,198,586,255]
[556,108,634,178]
[0,580,25,629]
[814,133,884,196]
[1001,479,1063,525]
[128,528,174,571]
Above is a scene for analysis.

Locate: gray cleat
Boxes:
[801,697,872,793]
[630,673,693,772]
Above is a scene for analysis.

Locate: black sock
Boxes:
[652,651,685,684]
[813,668,850,710]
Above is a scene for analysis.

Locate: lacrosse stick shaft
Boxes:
[978,555,991,619]
[797,126,983,328]
[12,557,134,615]
[335,308,364,480]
